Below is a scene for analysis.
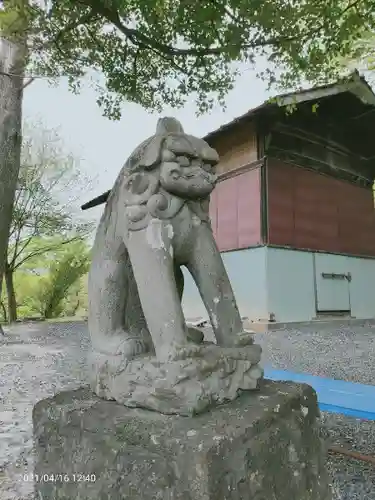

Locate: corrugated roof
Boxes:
[203,71,375,141]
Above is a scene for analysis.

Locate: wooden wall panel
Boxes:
[216,177,239,251]
[266,160,294,246]
[267,159,375,257]
[294,169,340,252]
[208,123,258,175]
[238,168,262,248]
[209,167,262,251]
[336,180,375,255]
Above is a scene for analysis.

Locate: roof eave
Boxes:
[277,79,375,108]
[204,73,375,142]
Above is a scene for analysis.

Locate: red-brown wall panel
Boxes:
[267,159,375,256]
[216,177,239,251]
[209,167,262,251]
[239,168,262,248]
[267,161,295,246]
[209,187,218,240]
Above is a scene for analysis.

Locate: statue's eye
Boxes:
[161,149,176,162]
[190,158,201,168]
[177,156,190,167]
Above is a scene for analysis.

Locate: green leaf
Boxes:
[5,0,375,117]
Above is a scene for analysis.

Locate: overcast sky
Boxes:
[23,64,271,221]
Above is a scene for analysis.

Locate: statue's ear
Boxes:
[156,117,184,135]
[138,117,184,169]
[138,136,164,169]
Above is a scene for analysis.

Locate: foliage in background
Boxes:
[2,121,94,322]
[339,30,375,85]
[61,274,89,318]
[0,238,90,321]
[1,1,374,119]
[36,239,90,319]
[9,121,93,253]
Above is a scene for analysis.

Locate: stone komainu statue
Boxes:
[86,117,263,415]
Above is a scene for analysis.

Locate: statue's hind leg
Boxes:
[175,264,204,344]
[88,220,151,359]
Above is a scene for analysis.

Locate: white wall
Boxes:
[182,247,269,321]
[266,248,316,322]
[182,245,375,323]
[181,266,207,319]
[266,248,375,322]
[314,253,351,311]
[346,256,375,319]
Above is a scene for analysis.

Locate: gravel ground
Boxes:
[256,325,375,500]
[0,322,90,499]
[0,320,374,499]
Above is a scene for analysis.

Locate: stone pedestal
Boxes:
[33,380,332,500]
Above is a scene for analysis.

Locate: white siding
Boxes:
[266,248,316,322]
[182,247,268,321]
[267,248,375,322]
[346,256,375,319]
[182,246,375,323]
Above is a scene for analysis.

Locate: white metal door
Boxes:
[314,254,351,312]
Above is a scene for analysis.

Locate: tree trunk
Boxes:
[4,264,17,322]
[72,298,80,316]
[44,309,52,319]
[0,36,26,332]
[0,299,7,322]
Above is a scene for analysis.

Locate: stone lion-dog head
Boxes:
[106,117,219,231]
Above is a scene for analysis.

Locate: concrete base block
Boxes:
[33,380,332,500]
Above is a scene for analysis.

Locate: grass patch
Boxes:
[45,315,87,324]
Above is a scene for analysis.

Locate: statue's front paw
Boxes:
[168,343,204,361]
[95,332,151,359]
[116,338,149,358]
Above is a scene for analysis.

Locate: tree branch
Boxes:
[53,11,98,44]
[10,234,33,267]
[75,0,228,56]
[74,0,366,59]
[13,236,83,270]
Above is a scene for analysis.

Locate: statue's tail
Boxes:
[81,190,111,210]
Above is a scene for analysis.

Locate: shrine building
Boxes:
[182,72,375,325]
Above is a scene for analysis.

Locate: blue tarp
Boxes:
[264,367,375,420]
